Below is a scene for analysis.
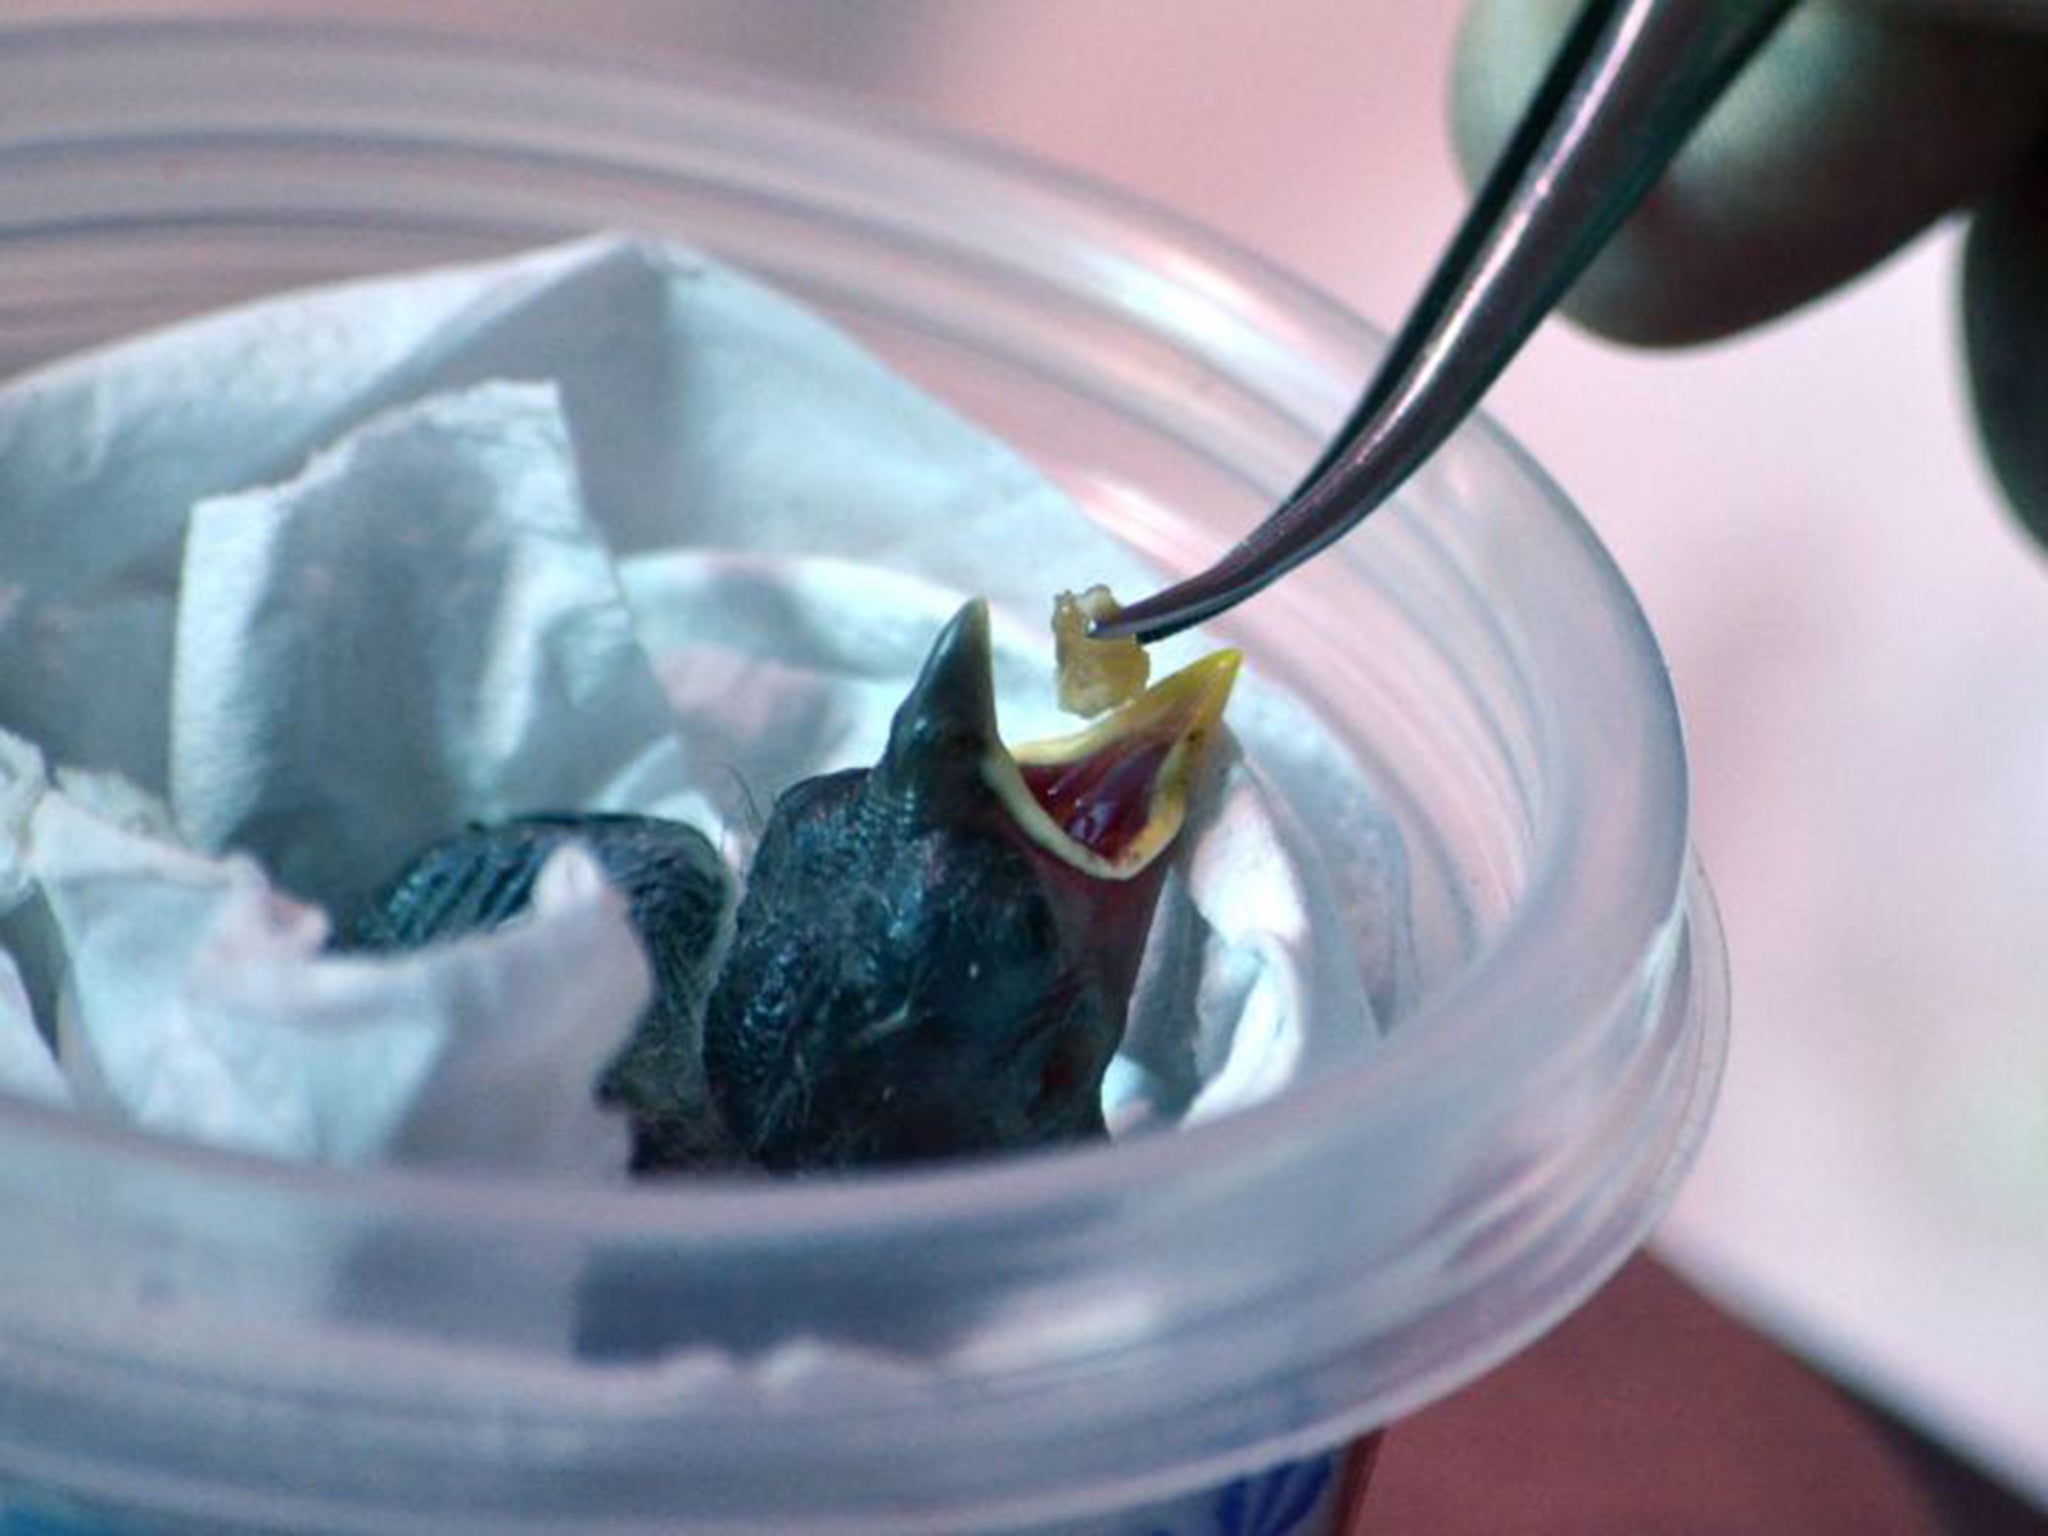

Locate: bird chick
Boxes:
[702,599,1238,1171]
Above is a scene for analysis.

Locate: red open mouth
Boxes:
[1018,740,1175,863]
[1001,648,1241,877]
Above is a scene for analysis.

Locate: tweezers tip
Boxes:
[1084,585,1218,646]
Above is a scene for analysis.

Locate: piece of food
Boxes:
[339,812,737,1170]
[702,599,1238,1171]
[1052,584,1150,716]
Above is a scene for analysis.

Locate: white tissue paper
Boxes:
[0,233,1399,1173]
[172,379,701,913]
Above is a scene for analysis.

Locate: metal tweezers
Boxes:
[1094,0,1798,644]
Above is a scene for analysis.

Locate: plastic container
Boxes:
[0,19,1726,1536]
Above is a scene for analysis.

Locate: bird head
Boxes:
[704,599,1239,1171]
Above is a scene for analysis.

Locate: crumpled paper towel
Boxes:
[39,788,648,1174]
[172,378,701,916]
[0,233,1399,1173]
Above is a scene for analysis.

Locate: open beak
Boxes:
[996,647,1241,879]
[873,599,1240,880]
